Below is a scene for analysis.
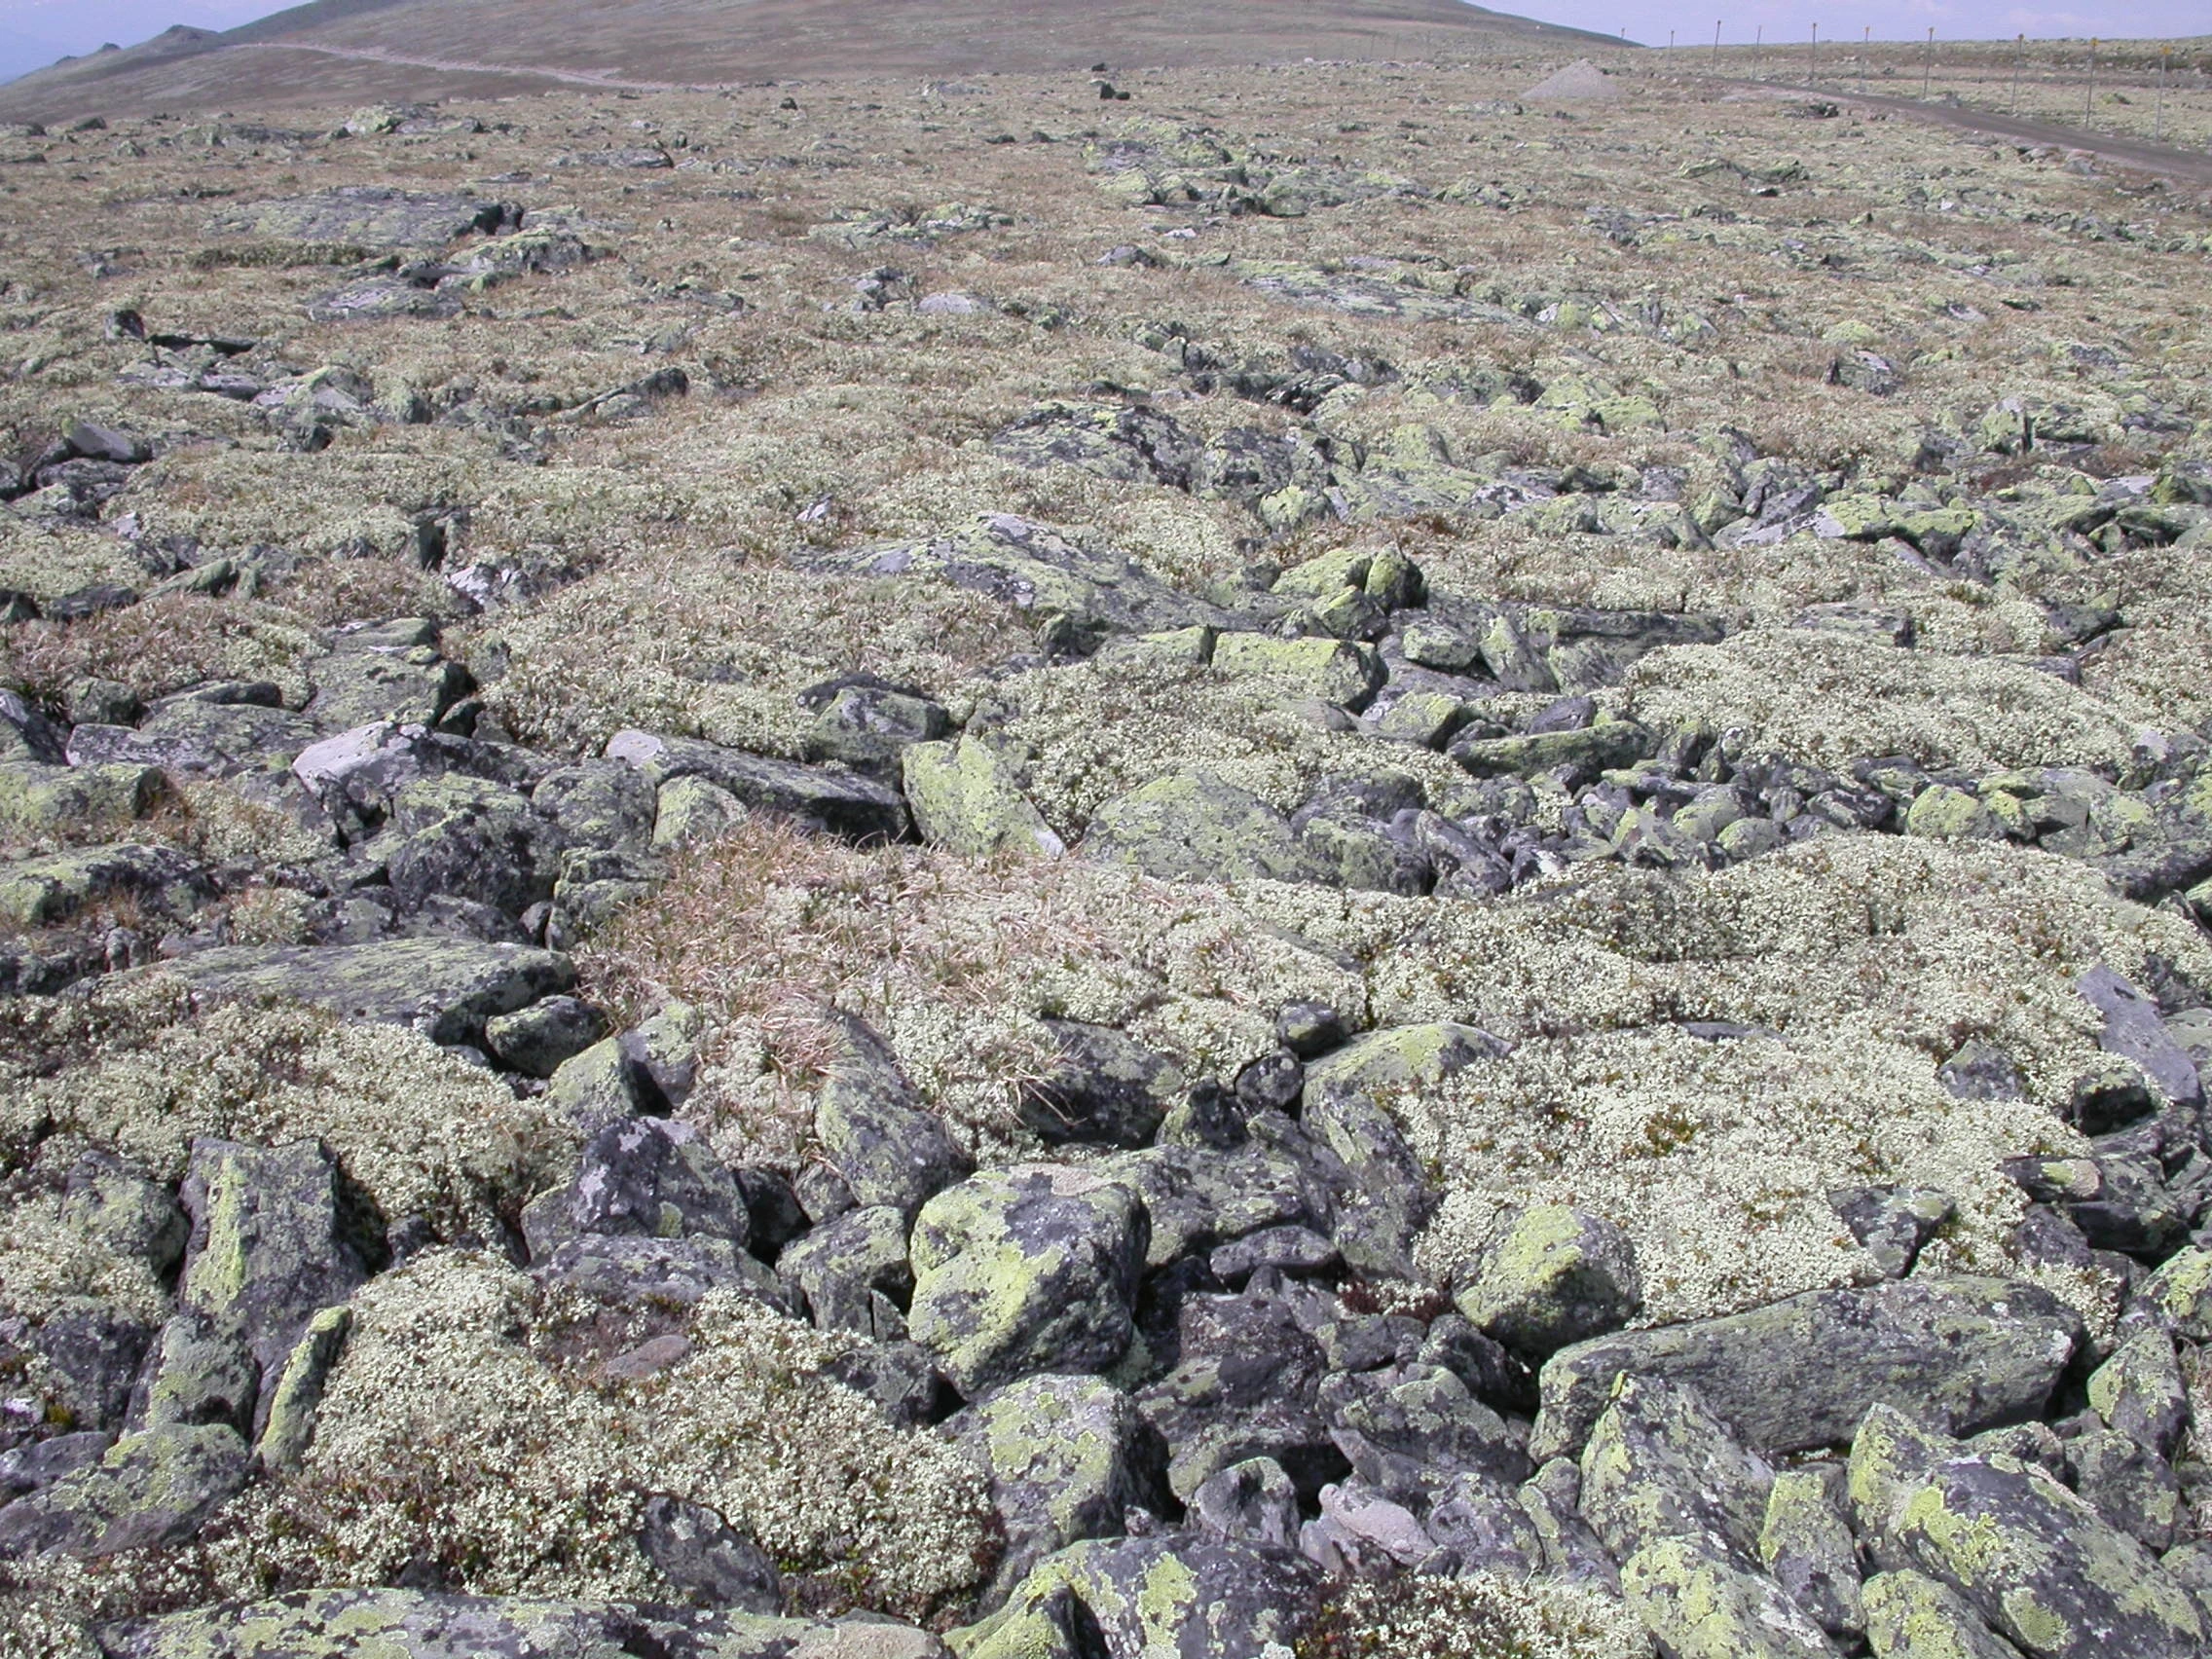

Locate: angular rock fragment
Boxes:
[907,1165,1147,1394]
[148,939,574,1048]
[1531,1277,2080,1459]
[816,1014,972,1214]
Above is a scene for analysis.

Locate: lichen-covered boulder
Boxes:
[1578,1374,1773,1564]
[2138,1246,2212,1340]
[1848,1405,2203,1659]
[127,1309,258,1436]
[903,735,1064,857]
[637,1494,782,1612]
[990,401,1204,490]
[1860,1568,2021,1659]
[0,1424,250,1560]
[652,773,751,850]
[1620,1532,1845,1658]
[1450,719,1653,779]
[1210,633,1383,710]
[0,763,166,837]
[254,1305,352,1471]
[815,1014,973,1216]
[811,514,1230,641]
[1454,1203,1642,1358]
[147,938,574,1048]
[907,1165,1148,1395]
[954,1373,1165,1601]
[100,1589,948,1658]
[1530,1277,2081,1459]
[606,729,907,842]
[520,1117,749,1258]
[180,1137,373,1388]
[950,1534,1322,1659]
[483,995,608,1079]
[779,1205,912,1338]
[1761,1466,1864,1639]
[1019,1019,1187,1148]
[205,186,515,247]
[2086,1323,2189,1458]
[380,773,566,915]
[1081,771,1324,885]
[0,841,202,929]
[532,759,658,852]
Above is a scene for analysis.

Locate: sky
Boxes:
[0,0,2202,82]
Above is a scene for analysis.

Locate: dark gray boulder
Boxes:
[1530,1276,2082,1459]
[814,1014,972,1216]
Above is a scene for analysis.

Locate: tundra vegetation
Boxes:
[1,39,2211,1659]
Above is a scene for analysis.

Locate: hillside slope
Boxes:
[0,0,1627,119]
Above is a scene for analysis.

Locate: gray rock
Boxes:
[1761,1465,1864,1639]
[1139,1291,1336,1501]
[812,513,1232,642]
[1423,1467,1546,1577]
[521,1118,749,1258]
[1517,1457,1619,1588]
[1938,1038,2028,1101]
[0,686,63,762]
[127,1308,258,1435]
[1190,1456,1301,1552]
[1105,1136,1331,1272]
[532,760,658,850]
[102,1588,945,1659]
[1531,1276,2081,1460]
[1829,1187,1956,1279]
[1578,1374,1773,1564]
[1861,1569,2022,1659]
[1453,1203,1641,1358]
[148,939,574,1048]
[2087,1323,2189,1459]
[380,773,565,916]
[639,1493,783,1611]
[206,186,516,247]
[62,1152,186,1278]
[1208,1225,1339,1284]
[2069,1424,2184,1551]
[1081,771,1324,885]
[815,1014,972,1216]
[2078,965,2202,1108]
[779,1205,911,1338]
[179,1138,372,1396]
[1321,1361,1530,1493]
[0,1431,110,1499]
[801,680,951,770]
[483,994,608,1078]
[0,1424,250,1559]
[1849,1406,2202,1659]
[1020,1019,1187,1148]
[606,730,907,842]
[991,401,1205,490]
[955,1373,1165,1600]
[1620,1532,1845,1659]
[255,1305,351,1472]
[907,1165,1148,1395]
[960,1533,1320,1659]
[532,1234,786,1309]
[823,1340,956,1429]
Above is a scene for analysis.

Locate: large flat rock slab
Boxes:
[151,939,573,1047]
[1530,1276,2081,1459]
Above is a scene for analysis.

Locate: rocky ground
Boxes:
[1,50,2211,1659]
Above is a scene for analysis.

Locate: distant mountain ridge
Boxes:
[0,0,1630,118]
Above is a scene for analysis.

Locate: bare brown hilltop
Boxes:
[0,0,1628,120]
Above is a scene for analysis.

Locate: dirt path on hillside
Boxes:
[231,40,720,94]
[1714,76,2212,187]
